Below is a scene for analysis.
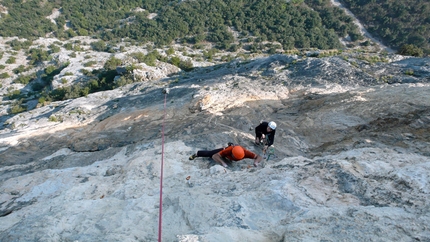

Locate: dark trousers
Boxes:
[196,148,224,158]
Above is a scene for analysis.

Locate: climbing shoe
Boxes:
[189,154,197,160]
[228,142,234,146]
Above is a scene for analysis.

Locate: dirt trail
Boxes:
[330,0,395,53]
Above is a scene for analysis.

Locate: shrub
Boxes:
[13,74,34,85]
[114,76,134,87]
[81,69,91,75]
[169,56,181,67]
[103,57,121,70]
[9,101,27,114]
[6,89,22,99]
[49,115,59,122]
[84,61,97,67]
[63,43,73,50]
[28,48,50,65]
[398,44,424,57]
[49,44,61,53]
[404,69,414,76]
[45,65,57,75]
[38,96,46,104]
[166,47,175,55]
[179,59,194,72]
[13,65,26,74]
[91,40,107,52]
[0,72,10,79]
[6,57,16,64]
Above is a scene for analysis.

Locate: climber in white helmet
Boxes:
[254,121,277,153]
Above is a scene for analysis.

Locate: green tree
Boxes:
[104,56,122,70]
[91,40,107,52]
[398,44,424,57]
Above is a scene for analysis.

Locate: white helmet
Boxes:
[268,121,277,130]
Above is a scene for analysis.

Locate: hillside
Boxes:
[1,0,427,55]
[340,0,430,55]
[0,0,364,50]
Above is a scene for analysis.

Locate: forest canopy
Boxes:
[0,0,359,51]
[0,0,427,54]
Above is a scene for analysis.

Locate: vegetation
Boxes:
[13,74,36,85]
[341,0,430,55]
[0,0,360,50]
[0,0,426,55]
[6,56,16,64]
[0,0,428,119]
[0,72,10,79]
[9,99,27,114]
[33,60,140,103]
[398,44,424,57]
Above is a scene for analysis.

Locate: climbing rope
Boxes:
[158,88,169,242]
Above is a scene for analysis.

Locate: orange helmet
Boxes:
[232,146,245,160]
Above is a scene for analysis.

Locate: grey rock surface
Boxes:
[1,54,429,241]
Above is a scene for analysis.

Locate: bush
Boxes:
[0,72,10,79]
[166,47,175,55]
[13,65,26,74]
[10,102,27,114]
[49,115,59,122]
[91,40,107,52]
[114,76,134,87]
[28,48,50,65]
[404,69,414,76]
[6,89,22,99]
[45,65,57,75]
[38,96,46,104]
[63,43,73,50]
[6,57,16,64]
[169,56,181,67]
[84,61,97,67]
[398,44,424,57]
[49,44,61,53]
[81,69,91,75]
[179,59,193,72]
[13,74,34,85]
[130,50,161,66]
[103,57,122,70]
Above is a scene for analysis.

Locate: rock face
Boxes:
[0,54,430,241]
[132,62,181,82]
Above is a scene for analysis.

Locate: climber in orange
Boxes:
[189,143,263,167]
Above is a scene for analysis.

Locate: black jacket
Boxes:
[255,122,276,147]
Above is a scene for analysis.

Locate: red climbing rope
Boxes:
[158,91,168,242]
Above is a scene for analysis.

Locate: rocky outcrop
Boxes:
[0,54,429,241]
[132,62,181,82]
